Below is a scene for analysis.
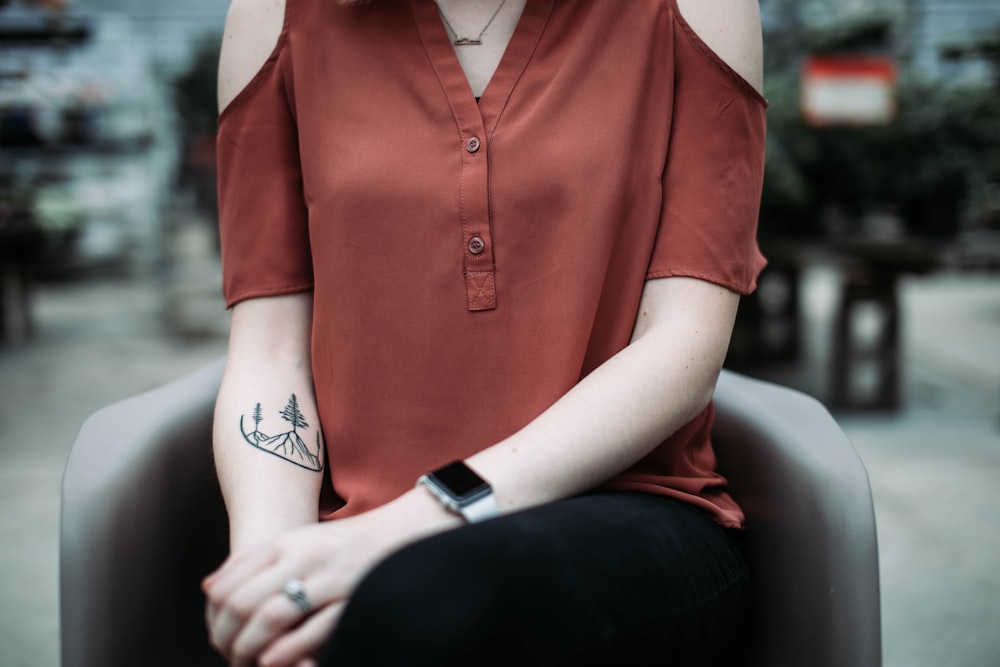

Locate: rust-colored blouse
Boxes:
[217,0,767,527]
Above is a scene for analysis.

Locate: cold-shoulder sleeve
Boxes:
[216,33,312,308]
[645,11,768,295]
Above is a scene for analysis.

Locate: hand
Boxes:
[203,488,461,666]
[203,522,347,667]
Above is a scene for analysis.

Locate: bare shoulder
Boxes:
[673,0,763,96]
[217,0,287,114]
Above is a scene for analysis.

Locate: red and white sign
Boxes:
[801,56,898,126]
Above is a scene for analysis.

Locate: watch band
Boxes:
[459,493,499,523]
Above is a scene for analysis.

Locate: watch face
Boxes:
[429,461,490,502]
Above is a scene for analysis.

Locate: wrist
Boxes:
[228,514,318,553]
[379,487,465,543]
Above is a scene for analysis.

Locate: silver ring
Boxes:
[282,578,312,614]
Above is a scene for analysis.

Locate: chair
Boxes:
[61,362,881,667]
[712,371,881,667]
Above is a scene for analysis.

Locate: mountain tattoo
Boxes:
[239,394,324,472]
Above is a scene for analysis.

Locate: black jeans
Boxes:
[319,492,751,666]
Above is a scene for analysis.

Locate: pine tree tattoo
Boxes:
[239,394,323,471]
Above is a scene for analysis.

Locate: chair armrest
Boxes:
[60,358,228,667]
[713,370,882,667]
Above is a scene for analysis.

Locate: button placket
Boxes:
[410,0,554,313]
[459,128,496,311]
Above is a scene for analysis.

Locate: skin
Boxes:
[205,1,765,665]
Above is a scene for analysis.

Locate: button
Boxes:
[468,236,486,255]
[466,137,481,153]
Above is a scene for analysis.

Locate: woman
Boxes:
[203,0,767,665]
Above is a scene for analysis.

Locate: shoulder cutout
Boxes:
[217,0,287,115]
[674,0,764,97]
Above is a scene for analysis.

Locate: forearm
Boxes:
[467,308,726,511]
[400,278,738,520]
[213,279,733,558]
[213,295,325,552]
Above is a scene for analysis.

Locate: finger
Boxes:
[226,561,357,664]
[204,552,262,630]
[205,591,219,640]
[229,585,316,664]
[259,602,345,667]
[203,544,263,593]
[205,546,277,599]
[206,547,282,645]
[205,600,218,641]
[202,551,286,628]
[210,561,301,659]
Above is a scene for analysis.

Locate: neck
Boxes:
[436,0,513,44]
[435,0,526,96]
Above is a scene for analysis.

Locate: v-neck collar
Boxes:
[410,0,553,138]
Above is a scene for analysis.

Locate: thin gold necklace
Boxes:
[436,0,509,46]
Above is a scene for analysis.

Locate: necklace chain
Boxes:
[436,0,509,46]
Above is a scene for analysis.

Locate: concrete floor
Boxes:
[0,274,228,667]
[0,269,998,667]
[835,274,1000,667]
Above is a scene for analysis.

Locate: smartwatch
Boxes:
[417,460,499,523]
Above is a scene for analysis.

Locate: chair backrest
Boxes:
[61,359,228,667]
[61,362,880,667]
[713,370,882,667]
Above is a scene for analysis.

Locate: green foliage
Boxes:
[32,184,86,233]
[803,12,896,55]
[759,12,1000,239]
[761,68,1000,239]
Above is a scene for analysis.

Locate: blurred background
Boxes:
[1,0,998,665]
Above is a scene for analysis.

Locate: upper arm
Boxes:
[218,0,286,114]
[674,0,764,96]
[630,277,740,360]
[227,292,313,369]
[647,0,768,295]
